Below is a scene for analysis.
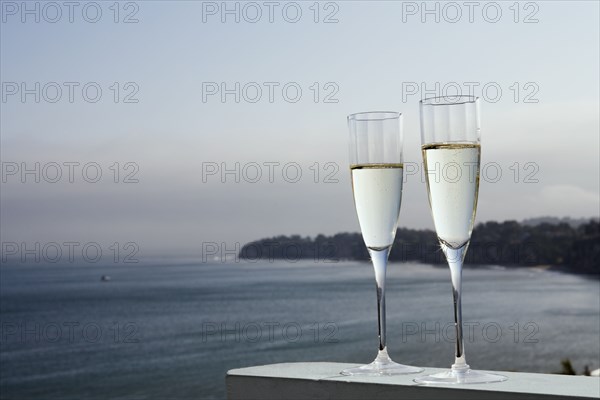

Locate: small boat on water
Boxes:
[101,275,111,282]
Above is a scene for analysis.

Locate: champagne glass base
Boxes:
[414,366,507,384]
[340,349,424,376]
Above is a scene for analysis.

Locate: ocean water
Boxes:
[1,261,599,399]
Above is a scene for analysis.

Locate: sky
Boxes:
[1,0,599,261]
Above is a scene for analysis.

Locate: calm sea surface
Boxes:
[1,261,599,399]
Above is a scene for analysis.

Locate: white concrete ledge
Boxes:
[227,362,600,400]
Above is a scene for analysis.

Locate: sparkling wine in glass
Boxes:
[342,112,423,376]
[414,96,507,384]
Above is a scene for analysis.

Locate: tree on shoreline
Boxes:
[240,219,600,275]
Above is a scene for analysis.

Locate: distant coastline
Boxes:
[240,218,600,275]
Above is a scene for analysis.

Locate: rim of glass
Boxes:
[348,111,401,121]
[420,95,479,106]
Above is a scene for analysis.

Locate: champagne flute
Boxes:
[414,96,506,384]
[342,111,423,376]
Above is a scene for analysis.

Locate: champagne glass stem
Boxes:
[444,245,469,370]
[370,248,389,353]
